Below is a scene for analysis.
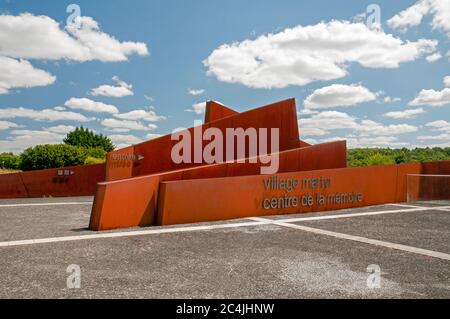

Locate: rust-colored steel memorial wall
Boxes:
[104,99,301,181]
[156,163,423,226]
[0,164,105,199]
[0,98,448,231]
[89,98,450,230]
[407,161,450,202]
[89,140,347,230]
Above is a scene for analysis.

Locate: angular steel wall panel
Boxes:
[90,175,160,230]
[204,101,238,123]
[90,141,347,230]
[105,98,301,181]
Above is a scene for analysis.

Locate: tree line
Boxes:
[347,147,450,167]
[0,127,114,171]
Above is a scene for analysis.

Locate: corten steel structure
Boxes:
[0,99,306,199]
[0,98,449,230]
[407,161,450,202]
[156,161,450,226]
[0,163,105,199]
[89,140,347,230]
[104,99,303,181]
[88,99,449,231]
[89,99,350,230]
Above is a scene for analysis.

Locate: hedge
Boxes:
[19,144,99,171]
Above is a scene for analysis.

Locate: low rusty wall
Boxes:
[407,174,450,202]
[0,163,106,199]
[156,161,450,226]
[157,162,426,226]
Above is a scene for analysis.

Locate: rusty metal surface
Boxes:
[89,141,347,230]
[407,174,450,202]
[204,100,239,123]
[156,162,435,226]
[104,98,300,181]
[0,164,105,199]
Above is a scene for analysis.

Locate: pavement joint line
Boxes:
[0,202,93,208]
[247,217,450,261]
[388,203,450,211]
[388,203,427,209]
[260,206,445,224]
[428,206,450,212]
[0,220,272,248]
[422,206,450,212]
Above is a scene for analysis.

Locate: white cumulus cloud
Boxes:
[185,102,207,114]
[109,134,143,149]
[0,13,149,62]
[418,121,450,144]
[357,120,417,136]
[101,118,158,132]
[90,76,133,98]
[346,136,409,148]
[299,111,359,137]
[444,76,450,87]
[44,125,76,134]
[204,20,437,89]
[409,88,450,106]
[188,89,205,96]
[303,84,377,109]
[0,107,94,122]
[387,0,450,37]
[0,121,19,131]
[425,120,450,133]
[384,108,425,119]
[0,129,67,153]
[64,97,119,114]
[0,56,56,95]
[114,109,165,122]
[426,52,442,62]
[299,111,417,138]
[382,96,402,104]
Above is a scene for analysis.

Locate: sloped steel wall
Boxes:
[90,141,347,230]
[105,99,300,181]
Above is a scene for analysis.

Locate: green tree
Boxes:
[19,144,88,171]
[366,153,396,166]
[85,147,107,159]
[394,149,411,164]
[0,152,21,169]
[347,147,450,167]
[84,156,106,165]
[64,127,114,152]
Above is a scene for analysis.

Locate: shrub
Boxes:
[85,147,107,160]
[394,152,410,164]
[347,147,450,167]
[64,127,114,152]
[84,156,106,165]
[20,144,88,171]
[0,152,22,169]
[366,153,396,166]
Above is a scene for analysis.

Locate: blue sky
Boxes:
[0,0,449,152]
